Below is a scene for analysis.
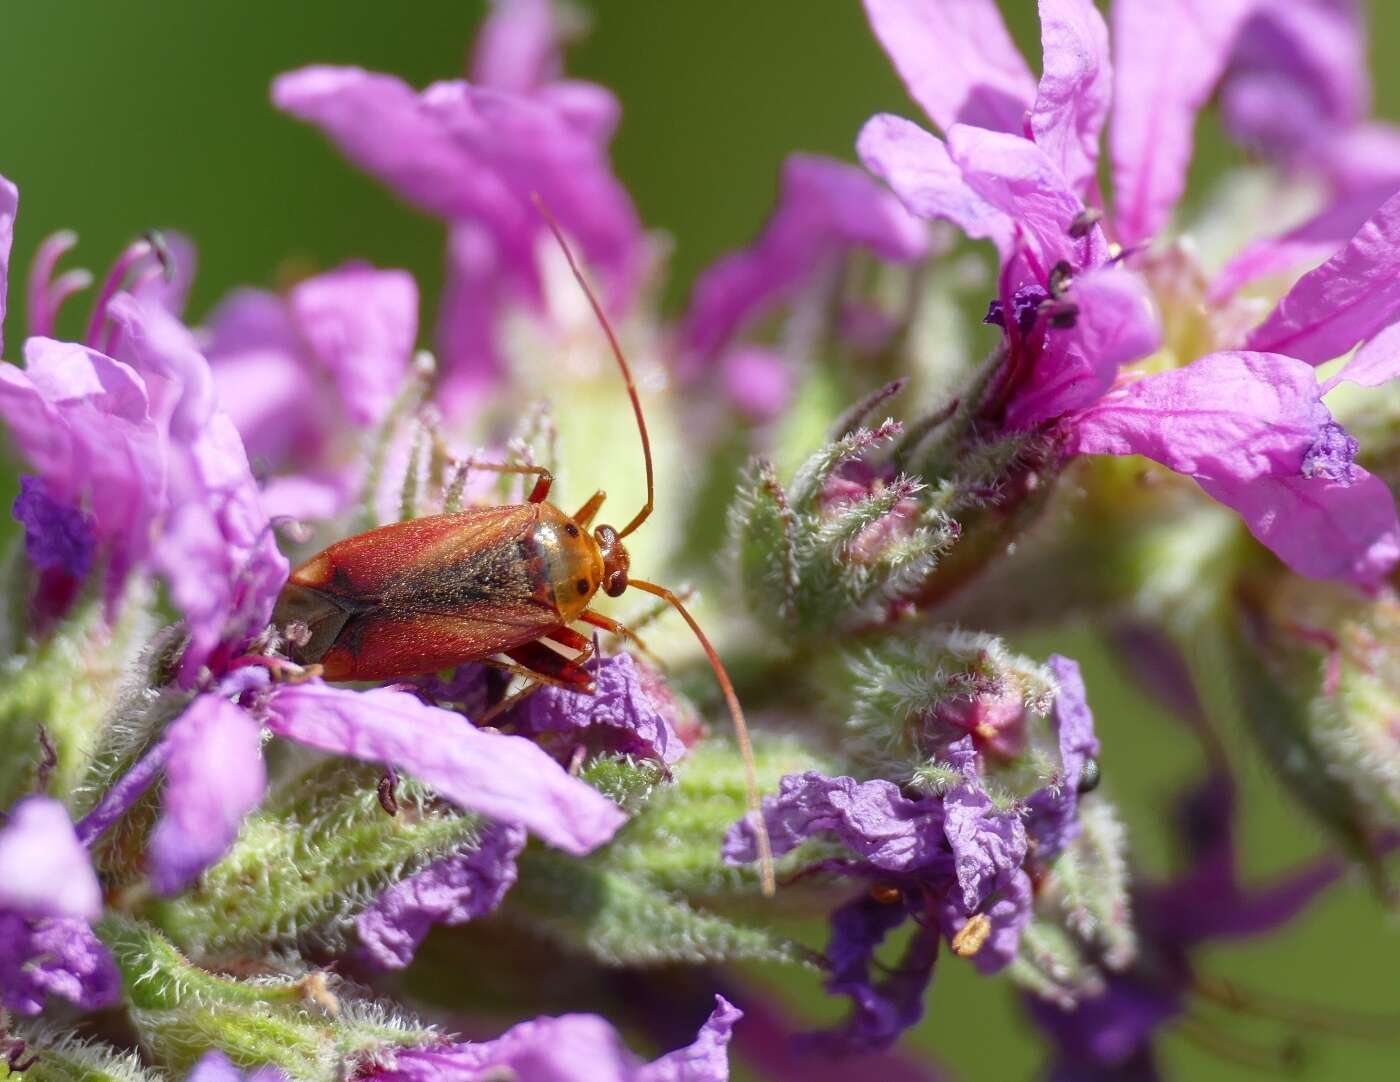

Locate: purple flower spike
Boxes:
[266,683,626,855]
[681,154,927,364]
[356,823,526,970]
[149,694,268,895]
[722,772,944,873]
[515,653,687,767]
[1025,655,1100,861]
[367,996,741,1082]
[0,797,102,921]
[13,474,95,579]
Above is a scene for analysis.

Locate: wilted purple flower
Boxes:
[205,263,418,521]
[515,652,689,767]
[356,822,525,970]
[679,153,928,381]
[0,797,119,1016]
[140,677,626,893]
[273,8,644,413]
[857,0,1400,588]
[726,657,1100,1052]
[363,995,740,1082]
[1027,770,1346,1079]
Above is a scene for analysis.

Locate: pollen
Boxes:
[951,913,992,958]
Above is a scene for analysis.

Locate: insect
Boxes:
[273,203,775,894]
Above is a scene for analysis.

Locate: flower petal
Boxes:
[1025,655,1100,861]
[722,771,944,874]
[682,153,928,362]
[515,653,688,766]
[150,695,267,894]
[637,996,743,1082]
[1068,350,1400,584]
[356,823,525,969]
[288,263,419,429]
[0,174,15,354]
[856,115,1011,249]
[1110,0,1254,246]
[0,797,102,920]
[470,0,561,93]
[1003,264,1162,429]
[862,0,1035,134]
[1030,0,1112,194]
[941,739,1027,911]
[266,683,626,855]
[1246,189,1400,364]
[0,914,120,1017]
[13,474,95,579]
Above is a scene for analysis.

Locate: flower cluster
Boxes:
[3,1,1400,1080]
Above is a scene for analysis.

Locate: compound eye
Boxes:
[564,522,581,539]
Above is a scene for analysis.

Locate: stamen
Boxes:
[84,237,154,348]
[25,230,86,338]
[951,912,992,957]
[377,768,400,816]
[34,724,57,794]
[1067,208,1103,239]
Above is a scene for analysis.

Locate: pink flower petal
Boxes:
[0,797,102,920]
[470,0,562,93]
[862,0,1034,134]
[1069,350,1400,584]
[1110,0,1254,246]
[266,683,626,855]
[0,174,16,355]
[1030,0,1113,194]
[150,695,268,894]
[856,114,1011,249]
[1246,189,1400,364]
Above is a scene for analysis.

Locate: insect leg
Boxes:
[545,625,592,652]
[577,610,664,670]
[572,490,607,527]
[477,638,597,724]
[458,460,554,503]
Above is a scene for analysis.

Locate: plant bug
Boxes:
[273,201,776,894]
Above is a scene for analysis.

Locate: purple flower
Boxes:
[514,653,689,767]
[1025,656,1099,861]
[857,3,1400,587]
[148,695,267,894]
[1027,770,1345,1079]
[680,154,927,371]
[0,797,119,1016]
[139,677,628,894]
[363,995,741,1082]
[184,1050,288,1082]
[273,20,644,412]
[12,474,95,579]
[356,822,525,970]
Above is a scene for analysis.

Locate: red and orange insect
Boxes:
[273,205,776,893]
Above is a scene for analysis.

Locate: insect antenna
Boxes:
[630,578,776,897]
[530,194,654,539]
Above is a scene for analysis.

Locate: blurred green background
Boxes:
[2,2,1399,1079]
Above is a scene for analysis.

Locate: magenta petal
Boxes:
[435,222,507,410]
[1003,264,1161,428]
[856,114,1010,248]
[470,0,561,93]
[1336,319,1400,389]
[150,695,267,894]
[638,996,743,1082]
[266,683,626,855]
[1110,0,1254,246]
[862,0,1034,135]
[682,153,927,361]
[0,797,102,920]
[0,174,15,354]
[1030,0,1112,194]
[185,1051,289,1082]
[288,264,419,429]
[356,823,525,969]
[1246,190,1400,365]
[1069,350,1400,584]
[941,739,1027,912]
[946,124,1100,274]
